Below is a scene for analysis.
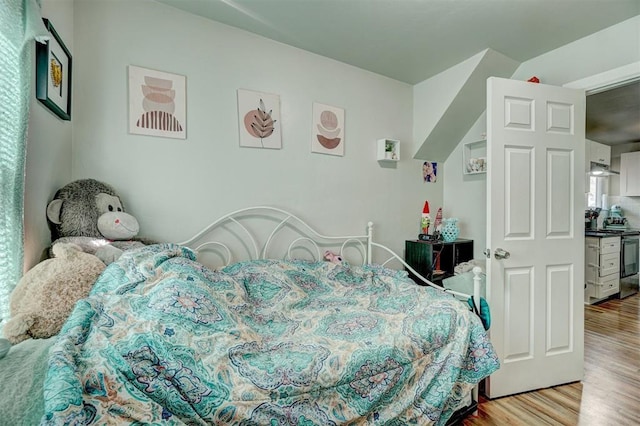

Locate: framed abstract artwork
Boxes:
[36,19,72,120]
[237,89,281,149]
[128,65,186,139]
[312,102,344,156]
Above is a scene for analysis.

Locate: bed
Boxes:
[5,207,499,425]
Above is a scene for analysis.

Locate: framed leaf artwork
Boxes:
[237,89,281,149]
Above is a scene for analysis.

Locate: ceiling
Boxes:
[155,0,639,146]
[156,0,639,85]
[587,80,640,146]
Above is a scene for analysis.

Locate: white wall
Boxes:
[28,4,640,269]
[413,54,489,258]
[442,15,640,258]
[410,52,487,243]
[443,113,487,259]
[511,16,640,85]
[412,51,484,160]
[24,0,74,270]
[70,0,425,260]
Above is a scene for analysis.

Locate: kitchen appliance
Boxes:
[620,232,640,299]
[603,204,628,230]
[589,161,619,176]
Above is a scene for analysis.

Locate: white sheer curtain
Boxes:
[0,0,49,327]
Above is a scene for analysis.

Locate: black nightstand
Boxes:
[405,239,474,285]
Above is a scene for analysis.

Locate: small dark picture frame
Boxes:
[36,18,72,120]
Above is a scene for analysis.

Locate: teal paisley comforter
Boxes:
[42,244,499,425]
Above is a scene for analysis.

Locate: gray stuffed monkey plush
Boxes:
[0,179,149,359]
[46,179,147,264]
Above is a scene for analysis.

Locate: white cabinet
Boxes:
[589,140,611,166]
[585,236,620,303]
[377,139,399,162]
[620,151,640,196]
[585,140,611,187]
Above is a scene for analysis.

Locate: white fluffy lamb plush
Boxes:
[2,243,105,345]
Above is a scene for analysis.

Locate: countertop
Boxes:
[585,229,640,237]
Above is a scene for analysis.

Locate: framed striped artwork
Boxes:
[128,65,186,139]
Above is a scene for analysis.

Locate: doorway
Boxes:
[567,64,640,231]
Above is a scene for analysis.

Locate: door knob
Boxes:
[494,248,510,260]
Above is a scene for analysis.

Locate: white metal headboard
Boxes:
[176,206,481,302]
[177,206,372,267]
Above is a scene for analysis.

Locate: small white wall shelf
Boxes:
[463,140,486,174]
[377,139,400,162]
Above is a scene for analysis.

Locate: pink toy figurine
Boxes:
[324,250,343,264]
[434,207,443,231]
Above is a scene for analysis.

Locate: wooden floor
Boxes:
[463,293,640,425]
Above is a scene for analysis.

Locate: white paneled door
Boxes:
[485,77,585,398]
